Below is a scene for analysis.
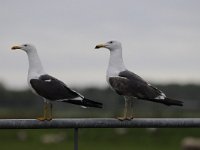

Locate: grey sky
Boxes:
[1,0,200,89]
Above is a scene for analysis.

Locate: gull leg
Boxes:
[37,100,48,121]
[117,97,128,121]
[47,103,53,121]
[128,99,134,120]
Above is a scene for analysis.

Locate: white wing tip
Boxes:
[155,93,166,100]
[81,106,87,108]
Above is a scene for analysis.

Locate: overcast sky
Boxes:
[1,0,200,89]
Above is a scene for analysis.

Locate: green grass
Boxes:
[0,128,200,150]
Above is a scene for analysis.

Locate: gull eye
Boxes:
[109,41,113,44]
[24,44,28,47]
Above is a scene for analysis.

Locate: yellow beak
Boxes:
[95,44,106,49]
[11,45,22,50]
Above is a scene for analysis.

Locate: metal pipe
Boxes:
[0,118,200,129]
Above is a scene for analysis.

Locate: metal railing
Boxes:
[1,118,200,150]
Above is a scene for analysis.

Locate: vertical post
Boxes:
[74,128,79,150]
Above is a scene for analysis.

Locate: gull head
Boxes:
[95,41,122,51]
[11,44,36,53]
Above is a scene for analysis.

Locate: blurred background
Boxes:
[0,0,200,149]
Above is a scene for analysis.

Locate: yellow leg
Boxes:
[37,100,48,121]
[127,100,134,120]
[117,98,129,121]
[37,100,53,121]
[46,103,53,121]
[117,97,134,121]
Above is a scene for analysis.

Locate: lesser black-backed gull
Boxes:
[95,41,183,121]
[11,44,103,121]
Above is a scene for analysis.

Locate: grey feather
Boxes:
[109,70,163,99]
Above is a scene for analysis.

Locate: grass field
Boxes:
[0,128,199,150]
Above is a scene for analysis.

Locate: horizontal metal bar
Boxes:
[0,118,199,129]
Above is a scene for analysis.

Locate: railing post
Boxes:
[74,128,79,150]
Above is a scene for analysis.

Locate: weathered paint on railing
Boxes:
[0,118,199,129]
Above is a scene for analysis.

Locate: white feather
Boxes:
[44,79,51,82]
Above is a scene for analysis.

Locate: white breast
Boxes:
[106,68,120,83]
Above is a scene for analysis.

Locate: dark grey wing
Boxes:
[109,70,164,99]
[30,74,82,101]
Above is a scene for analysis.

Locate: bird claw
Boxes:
[116,116,134,121]
[46,117,53,121]
[37,117,46,121]
[36,117,52,121]
[127,114,134,120]
[117,117,129,121]
[127,117,134,120]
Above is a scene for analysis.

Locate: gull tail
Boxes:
[66,98,103,108]
[140,97,183,106]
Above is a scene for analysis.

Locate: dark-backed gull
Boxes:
[12,44,102,121]
[95,41,183,120]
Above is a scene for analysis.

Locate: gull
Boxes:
[11,44,103,121]
[95,41,183,120]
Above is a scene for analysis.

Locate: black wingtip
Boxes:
[65,98,103,108]
[163,97,184,106]
[82,98,103,108]
[139,97,183,106]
